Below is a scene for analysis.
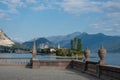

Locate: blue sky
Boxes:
[0,0,120,42]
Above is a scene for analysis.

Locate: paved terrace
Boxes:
[0,66,100,80]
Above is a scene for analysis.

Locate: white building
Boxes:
[40,43,49,49]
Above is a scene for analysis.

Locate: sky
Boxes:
[0,0,120,42]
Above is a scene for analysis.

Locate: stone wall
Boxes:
[32,60,120,80]
[99,65,120,80]
[72,60,85,72]
[32,60,72,69]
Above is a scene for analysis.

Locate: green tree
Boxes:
[56,49,68,56]
[70,40,73,50]
[77,38,82,50]
[74,38,77,50]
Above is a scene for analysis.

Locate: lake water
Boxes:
[90,53,120,66]
[0,53,120,66]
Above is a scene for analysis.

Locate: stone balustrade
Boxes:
[99,65,120,80]
[32,59,120,80]
[32,60,72,69]
[0,57,31,66]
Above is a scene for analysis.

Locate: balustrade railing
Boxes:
[0,57,31,66]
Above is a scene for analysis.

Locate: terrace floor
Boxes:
[0,66,100,80]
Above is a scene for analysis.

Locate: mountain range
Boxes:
[46,32,120,52]
[0,29,120,53]
[23,32,120,53]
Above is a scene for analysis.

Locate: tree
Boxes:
[77,38,82,50]
[70,40,73,50]
[56,49,68,56]
[74,38,77,50]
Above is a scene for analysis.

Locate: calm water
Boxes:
[90,53,120,66]
[0,53,120,66]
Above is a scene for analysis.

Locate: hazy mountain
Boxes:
[22,37,53,49]
[77,33,120,52]
[0,29,14,47]
[47,32,120,52]
[22,32,120,52]
[47,32,82,44]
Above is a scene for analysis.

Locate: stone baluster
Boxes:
[98,45,107,65]
[84,47,91,62]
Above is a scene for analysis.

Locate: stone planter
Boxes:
[84,48,90,61]
[98,45,107,65]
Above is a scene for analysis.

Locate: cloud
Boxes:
[26,0,37,3]
[0,0,120,34]
[59,0,102,14]
[30,0,58,11]
[104,26,120,34]
[90,22,120,35]
[32,5,52,11]
[102,0,120,13]
[0,0,26,13]
[104,28,113,32]
[90,23,101,29]
[0,0,120,15]
[0,11,11,20]
[0,0,119,16]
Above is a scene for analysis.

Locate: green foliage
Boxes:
[70,40,73,49]
[77,38,82,50]
[0,42,31,53]
[66,50,72,56]
[70,50,84,56]
[56,49,69,56]
[0,46,11,53]
[71,38,82,50]
[73,38,77,49]
[12,42,29,50]
[55,49,84,57]
[70,38,83,56]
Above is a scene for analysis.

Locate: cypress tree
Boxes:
[70,40,73,50]
[77,38,82,50]
[74,38,77,50]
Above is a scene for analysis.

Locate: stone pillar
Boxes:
[98,45,107,65]
[84,47,90,62]
[32,39,37,59]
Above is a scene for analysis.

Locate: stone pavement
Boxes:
[0,66,100,80]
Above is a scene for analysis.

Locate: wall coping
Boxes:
[101,65,120,68]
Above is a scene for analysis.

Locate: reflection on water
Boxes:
[0,53,120,66]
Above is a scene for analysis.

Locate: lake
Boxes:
[90,53,120,66]
[0,53,120,66]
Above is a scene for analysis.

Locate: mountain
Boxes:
[77,33,120,52]
[0,29,30,53]
[47,32,120,52]
[47,32,87,48]
[22,37,53,49]
[0,29,14,47]
[12,42,30,49]
[47,32,82,44]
